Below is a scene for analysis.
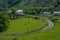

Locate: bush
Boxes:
[0,12,9,32]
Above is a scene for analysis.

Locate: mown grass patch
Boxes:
[0,17,46,34]
[17,20,60,40]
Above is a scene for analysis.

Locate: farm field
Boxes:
[0,20,60,40]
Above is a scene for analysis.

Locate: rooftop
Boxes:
[16,10,23,12]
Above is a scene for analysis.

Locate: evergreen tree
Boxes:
[0,12,9,32]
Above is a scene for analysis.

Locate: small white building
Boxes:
[7,10,24,19]
[43,12,51,16]
[53,11,60,16]
[16,10,24,15]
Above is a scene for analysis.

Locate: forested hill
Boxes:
[25,0,54,6]
[0,0,22,8]
[0,0,60,11]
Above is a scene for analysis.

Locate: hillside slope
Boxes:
[0,0,60,11]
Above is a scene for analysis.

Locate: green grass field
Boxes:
[16,20,60,40]
[1,20,60,40]
[1,17,60,40]
[0,17,46,40]
[0,17,46,34]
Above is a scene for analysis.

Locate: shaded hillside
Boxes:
[7,0,22,7]
[0,0,22,10]
[25,0,54,6]
[0,0,54,8]
[0,0,8,10]
[16,0,55,10]
[0,0,60,11]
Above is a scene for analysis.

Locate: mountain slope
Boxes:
[0,0,60,11]
[0,0,22,10]
[25,0,54,6]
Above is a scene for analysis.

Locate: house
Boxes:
[16,10,24,16]
[7,10,24,19]
[43,12,51,16]
[53,11,60,16]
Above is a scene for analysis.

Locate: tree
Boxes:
[10,8,17,19]
[54,0,60,11]
[0,12,9,32]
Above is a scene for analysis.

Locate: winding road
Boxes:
[0,15,54,38]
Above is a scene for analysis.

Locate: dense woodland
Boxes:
[0,0,60,11]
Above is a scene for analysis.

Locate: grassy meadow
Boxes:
[0,17,46,34]
[0,20,60,40]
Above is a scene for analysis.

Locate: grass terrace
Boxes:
[0,16,46,34]
[0,20,60,40]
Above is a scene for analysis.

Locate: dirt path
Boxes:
[0,15,54,38]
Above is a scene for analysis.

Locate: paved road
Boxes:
[0,15,54,38]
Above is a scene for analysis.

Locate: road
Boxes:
[40,19,54,31]
[0,15,54,38]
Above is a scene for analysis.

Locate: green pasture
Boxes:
[0,17,46,34]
